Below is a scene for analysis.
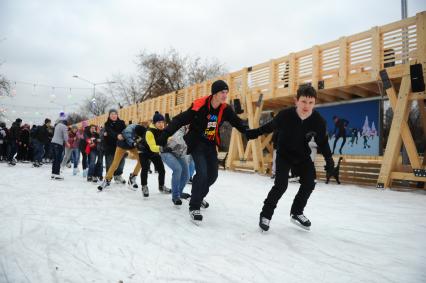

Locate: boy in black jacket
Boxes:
[246,85,334,231]
[103,109,127,183]
[158,80,248,223]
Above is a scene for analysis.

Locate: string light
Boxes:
[10,80,92,90]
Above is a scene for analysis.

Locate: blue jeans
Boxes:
[7,140,17,162]
[190,142,218,210]
[32,140,45,163]
[87,150,99,177]
[161,153,189,200]
[71,148,80,168]
[51,143,64,175]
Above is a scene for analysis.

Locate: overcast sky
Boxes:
[0,0,425,124]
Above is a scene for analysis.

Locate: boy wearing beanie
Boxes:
[158,80,248,223]
[103,109,127,184]
[138,111,170,197]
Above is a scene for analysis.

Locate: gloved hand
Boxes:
[324,157,335,175]
[245,128,262,140]
[157,133,168,146]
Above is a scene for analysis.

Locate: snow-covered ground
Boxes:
[1,160,425,283]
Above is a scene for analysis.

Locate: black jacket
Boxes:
[258,107,332,164]
[162,95,247,153]
[138,125,162,156]
[104,118,126,153]
[33,124,50,144]
[19,128,30,145]
[8,122,21,142]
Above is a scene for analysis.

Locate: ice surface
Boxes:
[0,161,425,283]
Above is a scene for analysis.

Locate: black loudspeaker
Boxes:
[165,113,171,123]
[233,99,244,114]
[379,69,392,90]
[318,80,324,89]
[410,64,425,92]
[256,93,264,107]
[383,48,395,68]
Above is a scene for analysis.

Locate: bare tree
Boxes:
[0,74,9,97]
[135,48,227,102]
[186,57,227,85]
[79,91,112,117]
[136,48,187,101]
[67,112,89,125]
[105,73,142,106]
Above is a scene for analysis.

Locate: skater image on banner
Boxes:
[331,115,349,155]
[316,100,380,156]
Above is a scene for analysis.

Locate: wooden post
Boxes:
[288,53,297,95]
[339,36,348,86]
[370,26,381,80]
[416,12,426,74]
[268,59,276,97]
[312,45,320,90]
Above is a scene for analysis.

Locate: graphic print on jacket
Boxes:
[203,111,219,143]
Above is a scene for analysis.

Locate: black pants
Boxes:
[190,142,218,211]
[332,134,346,154]
[261,155,316,219]
[51,143,64,175]
[81,151,88,170]
[139,152,165,187]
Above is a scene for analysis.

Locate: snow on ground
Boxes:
[0,160,425,283]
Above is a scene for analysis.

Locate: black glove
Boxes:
[245,129,262,140]
[324,157,335,175]
[157,132,168,146]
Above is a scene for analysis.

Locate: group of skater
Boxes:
[2,80,336,230]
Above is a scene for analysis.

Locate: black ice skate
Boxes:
[127,174,138,190]
[114,175,126,184]
[159,185,171,194]
[141,185,149,197]
[172,198,182,206]
[201,199,209,209]
[189,209,203,223]
[290,214,311,231]
[97,179,111,191]
[259,215,270,232]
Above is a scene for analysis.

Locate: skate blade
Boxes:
[290,219,311,231]
[190,219,202,226]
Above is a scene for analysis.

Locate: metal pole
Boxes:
[401,0,407,19]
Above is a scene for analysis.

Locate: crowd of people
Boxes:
[1,80,336,229]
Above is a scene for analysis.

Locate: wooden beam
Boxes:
[350,85,379,97]
[377,69,411,188]
[321,89,352,100]
[390,172,426,182]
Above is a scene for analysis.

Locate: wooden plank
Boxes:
[390,172,426,182]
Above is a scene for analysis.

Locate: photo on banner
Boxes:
[315,100,380,156]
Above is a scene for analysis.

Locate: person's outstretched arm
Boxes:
[158,108,195,146]
[245,111,281,140]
